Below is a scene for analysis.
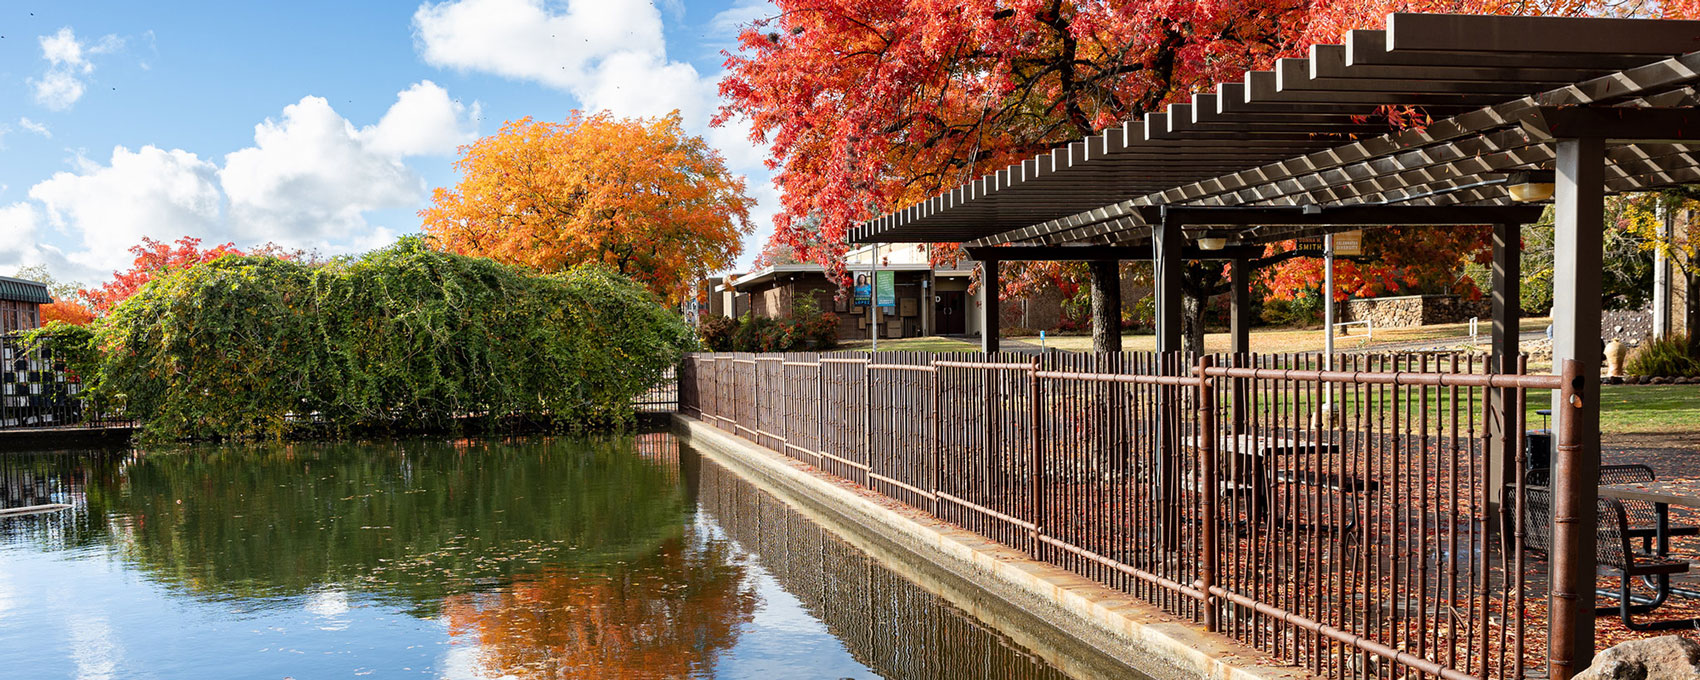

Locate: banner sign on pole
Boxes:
[875,270,896,308]
[853,272,872,306]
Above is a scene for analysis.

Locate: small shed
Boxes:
[0,276,50,335]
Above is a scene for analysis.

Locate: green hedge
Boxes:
[80,237,692,440]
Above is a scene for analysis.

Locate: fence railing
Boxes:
[632,365,679,414]
[679,350,1581,680]
[0,335,127,431]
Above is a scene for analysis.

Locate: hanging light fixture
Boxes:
[1507,170,1556,203]
[1196,237,1228,251]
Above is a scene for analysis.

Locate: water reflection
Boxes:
[0,434,1093,679]
[697,458,1077,680]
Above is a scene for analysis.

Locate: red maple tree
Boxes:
[717,0,1696,328]
[80,237,244,315]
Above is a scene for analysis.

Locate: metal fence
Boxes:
[0,335,127,431]
[632,365,680,414]
[680,350,1582,680]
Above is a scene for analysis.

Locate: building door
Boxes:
[935,291,965,335]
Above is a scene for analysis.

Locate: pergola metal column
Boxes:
[1487,221,1524,520]
[1153,212,1184,355]
[1548,136,1604,678]
[1230,256,1252,437]
[1230,257,1251,356]
[980,258,1001,353]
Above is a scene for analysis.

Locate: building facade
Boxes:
[710,245,1089,341]
[0,276,50,335]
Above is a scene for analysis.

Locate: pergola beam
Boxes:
[946,53,1700,248]
[963,245,1263,261]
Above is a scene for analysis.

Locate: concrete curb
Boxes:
[675,414,1316,680]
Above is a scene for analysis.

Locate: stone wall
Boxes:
[1339,294,1491,329]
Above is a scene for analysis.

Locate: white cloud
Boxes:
[29,27,123,111]
[707,0,773,52]
[18,118,50,138]
[414,0,666,91]
[31,71,85,111]
[14,82,472,279]
[221,96,425,244]
[359,80,479,157]
[29,146,225,274]
[0,203,45,268]
[412,0,720,127]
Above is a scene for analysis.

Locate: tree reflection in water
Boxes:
[0,433,1093,679]
[444,533,757,679]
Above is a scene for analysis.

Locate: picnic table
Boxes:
[1183,434,1354,530]
[1601,482,1700,561]
[1598,481,1700,616]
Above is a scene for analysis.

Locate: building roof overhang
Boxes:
[0,276,52,305]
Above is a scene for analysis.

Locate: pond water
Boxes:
[0,432,1105,679]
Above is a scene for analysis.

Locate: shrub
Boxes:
[1625,333,1700,378]
[696,294,838,352]
[1260,292,1322,327]
[90,237,692,440]
[698,316,738,351]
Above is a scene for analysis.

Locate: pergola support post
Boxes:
[1153,211,1186,552]
[1548,136,1603,680]
[1653,205,1672,339]
[1488,222,1522,521]
[1090,260,1123,353]
[1154,213,1184,356]
[1230,256,1251,436]
[980,258,1001,353]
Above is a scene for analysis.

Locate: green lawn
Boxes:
[837,336,981,352]
[1588,385,1700,435]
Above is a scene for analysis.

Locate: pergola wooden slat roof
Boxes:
[848,13,1700,248]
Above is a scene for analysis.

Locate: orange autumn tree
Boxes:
[40,300,95,326]
[421,112,756,304]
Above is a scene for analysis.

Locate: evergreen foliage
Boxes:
[74,237,691,440]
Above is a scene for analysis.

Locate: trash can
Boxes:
[1525,430,1553,473]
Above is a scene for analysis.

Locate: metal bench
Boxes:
[1269,469,1380,534]
[1527,465,1700,548]
[1517,486,1699,630]
[1595,493,1700,630]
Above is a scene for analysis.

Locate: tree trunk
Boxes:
[1089,260,1122,353]
[1181,291,1207,358]
[1686,271,1699,358]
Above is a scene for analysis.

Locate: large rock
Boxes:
[1573,636,1700,680]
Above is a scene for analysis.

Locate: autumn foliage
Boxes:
[1260,227,1495,303]
[80,236,243,315]
[422,112,755,304]
[39,299,95,326]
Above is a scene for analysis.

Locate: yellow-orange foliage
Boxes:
[40,299,94,326]
[421,111,755,304]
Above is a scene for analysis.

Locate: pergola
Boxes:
[849,12,1700,672]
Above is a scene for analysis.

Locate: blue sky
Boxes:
[0,0,776,286]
